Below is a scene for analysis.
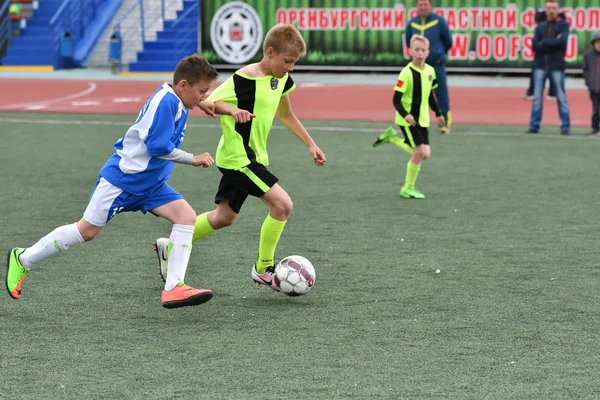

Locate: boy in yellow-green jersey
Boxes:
[373,34,445,199]
[153,24,326,292]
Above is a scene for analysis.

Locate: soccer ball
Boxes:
[273,255,316,296]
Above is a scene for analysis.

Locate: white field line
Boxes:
[0,116,593,140]
[2,82,98,110]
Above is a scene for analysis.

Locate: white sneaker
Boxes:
[251,264,279,291]
[153,238,169,282]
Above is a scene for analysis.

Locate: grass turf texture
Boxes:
[0,112,598,399]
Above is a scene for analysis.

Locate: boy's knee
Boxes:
[283,200,293,218]
[417,144,431,157]
[213,208,237,227]
[220,215,236,227]
[78,225,99,242]
[180,208,198,226]
[273,198,293,219]
[170,205,197,226]
[80,232,96,242]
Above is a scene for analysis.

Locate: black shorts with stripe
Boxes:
[399,125,429,147]
[215,163,279,214]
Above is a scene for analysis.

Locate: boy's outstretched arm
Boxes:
[277,95,326,166]
[145,104,214,168]
[393,91,416,126]
[197,100,216,117]
[213,100,255,123]
[157,149,214,168]
[428,91,445,127]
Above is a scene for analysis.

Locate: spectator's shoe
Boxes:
[439,126,450,134]
[524,94,534,100]
[560,131,571,136]
[153,238,169,282]
[372,127,398,148]
[400,187,425,199]
[161,283,213,308]
[585,129,599,137]
[525,129,539,134]
[546,95,557,101]
[6,248,28,300]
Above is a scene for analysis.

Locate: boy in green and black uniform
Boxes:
[373,34,445,199]
[154,24,326,291]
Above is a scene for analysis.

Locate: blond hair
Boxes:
[410,34,430,48]
[263,24,307,56]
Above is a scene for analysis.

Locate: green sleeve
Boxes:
[394,67,411,93]
[207,75,236,103]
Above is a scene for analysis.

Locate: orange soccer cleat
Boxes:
[161,283,213,309]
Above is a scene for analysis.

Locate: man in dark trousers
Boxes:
[527,0,571,135]
[583,32,600,136]
[405,0,453,134]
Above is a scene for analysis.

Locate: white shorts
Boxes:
[83,178,124,226]
[83,177,183,227]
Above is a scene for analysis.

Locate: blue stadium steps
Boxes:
[2,0,62,66]
[2,0,124,68]
[128,0,199,72]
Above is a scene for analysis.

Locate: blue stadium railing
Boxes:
[166,2,198,53]
[112,0,198,72]
[113,0,179,43]
[0,0,10,60]
[50,0,123,67]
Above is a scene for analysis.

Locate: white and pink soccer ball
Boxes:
[273,255,316,296]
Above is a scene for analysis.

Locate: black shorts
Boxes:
[215,163,279,214]
[399,125,429,147]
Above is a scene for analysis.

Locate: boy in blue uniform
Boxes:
[6,55,219,309]
[405,0,452,133]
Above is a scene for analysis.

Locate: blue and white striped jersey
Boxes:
[99,83,189,195]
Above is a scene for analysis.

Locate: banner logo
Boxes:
[210,2,263,64]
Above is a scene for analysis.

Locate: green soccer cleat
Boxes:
[6,248,28,299]
[373,127,398,148]
[400,187,425,199]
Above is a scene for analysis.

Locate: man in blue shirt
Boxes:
[6,55,220,309]
[527,0,571,135]
[405,0,453,134]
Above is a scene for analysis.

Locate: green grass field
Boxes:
[0,112,599,399]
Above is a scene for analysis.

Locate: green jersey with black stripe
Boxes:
[208,67,296,170]
[394,62,438,127]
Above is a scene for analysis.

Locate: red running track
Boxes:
[0,78,592,127]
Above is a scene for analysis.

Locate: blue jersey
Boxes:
[99,83,189,195]
[405,13,453,65]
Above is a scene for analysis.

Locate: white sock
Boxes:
[164,224,194,291]
[20,223,85,268]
